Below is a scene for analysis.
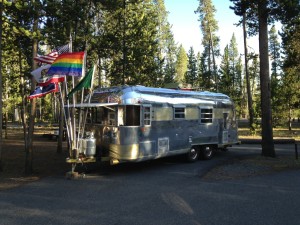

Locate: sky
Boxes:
[164,0,258,55]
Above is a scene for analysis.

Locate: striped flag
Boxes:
[34,44,69,64]
[47,52,85,77]
[38,75,65,87]
[27,83,58,100]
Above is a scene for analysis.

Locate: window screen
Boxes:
[200,108,213,123]
[143,106,151,125]
[174,107,185,119]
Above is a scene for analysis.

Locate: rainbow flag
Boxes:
[47,52,85,77]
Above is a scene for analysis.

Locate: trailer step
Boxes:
[66,157,96,164]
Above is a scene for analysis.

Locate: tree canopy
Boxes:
[0,0,300,164]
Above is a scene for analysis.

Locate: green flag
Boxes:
[68,67,94,98]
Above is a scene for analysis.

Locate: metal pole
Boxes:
[295,142,298,160]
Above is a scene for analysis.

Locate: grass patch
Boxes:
[204,155,300,180]
[238,127,300,141]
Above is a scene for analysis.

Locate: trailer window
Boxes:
[125,105,140,126]
[143,106,151,126]
[108,112,116,125]
[95,108,105,124]
[86,108,104,124]
[86,107,116,125]
[174,107,185,119]
[200,108,213,123]
[85,108,92,124]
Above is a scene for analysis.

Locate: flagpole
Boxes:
[72,79,76,153]
[81,64,96,138]
[64,77,74,156]
[68,36,78,156]
[58,83,71,149]
[76,50,87,149]
[76,89,85,149]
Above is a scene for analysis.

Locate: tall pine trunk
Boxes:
[243,13,255,132]
[209,26,217,91]
[0,1,3,171]
[258,0,275,157]
[57,83,65,153]
[25,8,39,174]
[288,107,292,131]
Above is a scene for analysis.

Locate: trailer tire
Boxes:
[186,147,199,162]
[200,145,214,160]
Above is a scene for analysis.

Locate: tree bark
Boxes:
[20,50,28,151]
[25,7,39,174]
[243,13,255,132]
[209,26,217,92]
[258,0,275,157]
[25,98,37,174]
[57,83,65,153]
[0,1,3,171]
[288,107,292,131]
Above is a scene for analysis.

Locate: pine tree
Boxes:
[163,30,177,85]
[280,14,300,130]
[0,0,3,171]
[234,55,244,117]
[228,33,239,91]
[219,45,230,95]
[257,0,275,157]
[3,0,42,174]
[94,0,160,86]
[196,52,205,90]
[175,45,188,84]
[153,0,177,86]
[248,56,260,119]
[279,68,298,130]
[195,0,220,91]
[219,35,243,118]
[185,47,198,87]
[269,25,282,126]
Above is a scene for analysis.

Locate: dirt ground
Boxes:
[0,127,70,190]
[203,154,300,180]
[1,127,300,190]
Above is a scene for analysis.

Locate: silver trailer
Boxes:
[67,85,240,165]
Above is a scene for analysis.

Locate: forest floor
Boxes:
[1,125,300,190]
[0,126,70,190]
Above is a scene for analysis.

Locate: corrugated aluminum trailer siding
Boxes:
[86,86,238,162]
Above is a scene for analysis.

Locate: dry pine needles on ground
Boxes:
[0,127,69,190]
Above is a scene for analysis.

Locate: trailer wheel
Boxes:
[186,147,199,162]
[200,146,214,160]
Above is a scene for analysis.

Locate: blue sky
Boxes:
[164,0,256,55]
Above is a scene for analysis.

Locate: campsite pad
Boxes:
[0,127,70,190]
[1,126,300,189]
